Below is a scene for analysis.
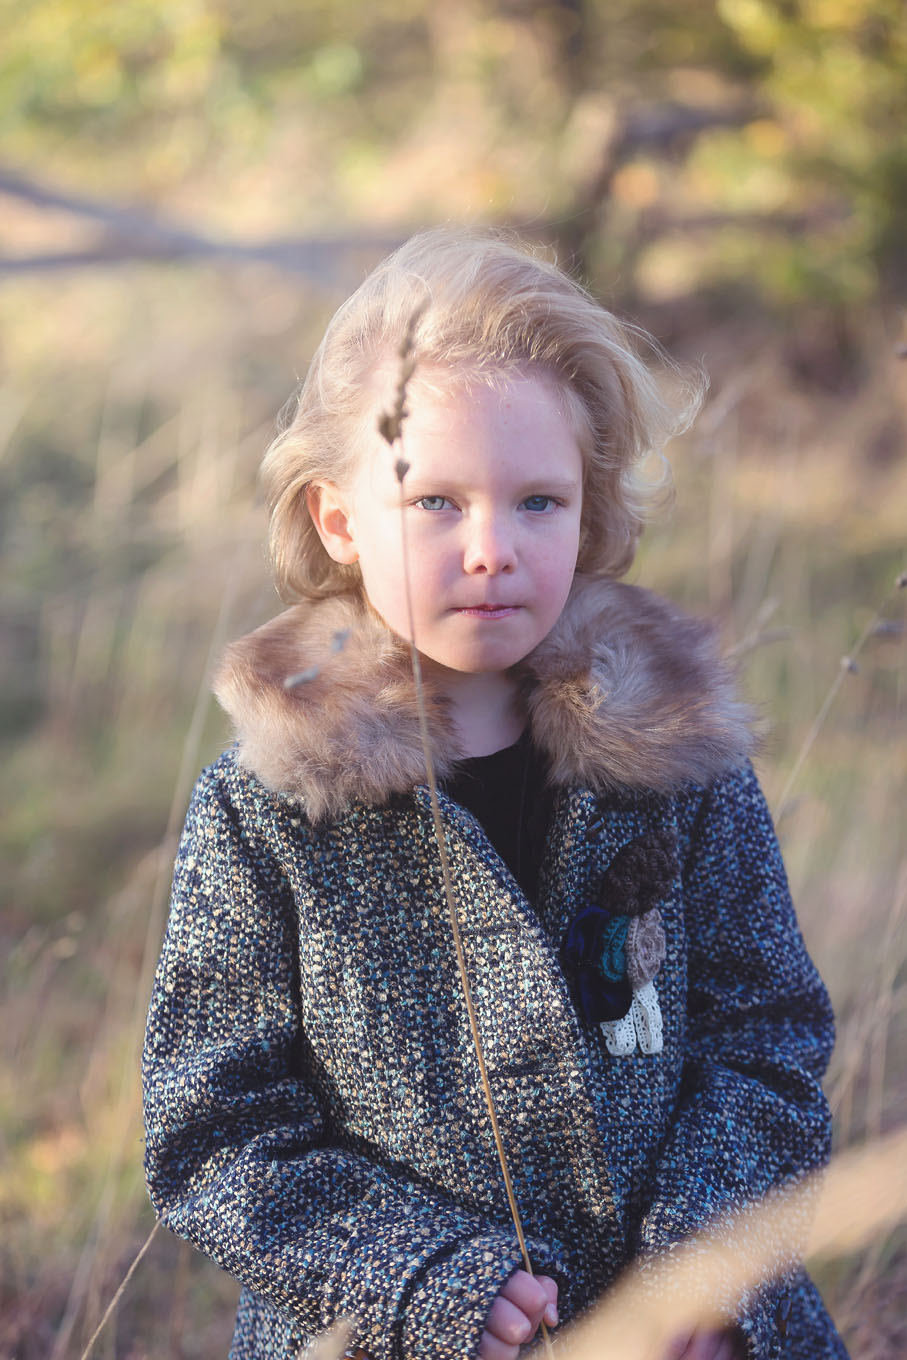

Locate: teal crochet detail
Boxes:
[598,915,629,982]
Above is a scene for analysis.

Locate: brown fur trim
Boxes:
[214,577,755,819]
[522,577,756,796]
[213,594,459,822]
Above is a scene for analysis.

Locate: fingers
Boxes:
[663,1330,742,1360]
[498,1269,559,1329]
[693,1330,740,1360]
[535,1273,559,1326]
[478,1326,522,1360]
[478,1270,560,1358]
[709,1333,742,1360]
[662,1335,695,1360]
[484,1295,537,1348]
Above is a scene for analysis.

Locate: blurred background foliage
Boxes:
[1,1,905,1357]
[1,0,906,299]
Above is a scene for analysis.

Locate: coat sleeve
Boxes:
[142,763,563,1360]
[631,761,839,1358]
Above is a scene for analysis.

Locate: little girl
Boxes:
[142,229,849,1360]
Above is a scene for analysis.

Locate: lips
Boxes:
[454,604,521,617]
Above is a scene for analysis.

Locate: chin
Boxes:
[417,623,542,676]
[431,646,528,676]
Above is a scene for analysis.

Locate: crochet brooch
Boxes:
[560,829,675,1056]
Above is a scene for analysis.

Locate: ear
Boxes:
[306,481,359,565]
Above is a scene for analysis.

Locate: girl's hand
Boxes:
[662,1329,744,1360]
[479,1270,559,1360]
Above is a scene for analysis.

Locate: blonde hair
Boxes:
[262,227,702,601]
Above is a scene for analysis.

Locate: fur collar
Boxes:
[213,576,755,822]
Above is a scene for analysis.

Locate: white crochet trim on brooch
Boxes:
[631,978,664,1054]
[601,1009,636,1055]
[600,980,664,1056]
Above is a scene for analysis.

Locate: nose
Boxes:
[462,511,517,575]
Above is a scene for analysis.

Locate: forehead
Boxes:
[415,368,571,448]
[365,360,586,450]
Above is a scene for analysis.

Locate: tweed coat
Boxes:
[142,576,848,1360]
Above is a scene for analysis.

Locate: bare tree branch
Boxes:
[581,101,766,216]
[632,205,850,242]
[0,165,402,281]
[0,102,786,282]
[0,165,213,242]
[0,237,402,279]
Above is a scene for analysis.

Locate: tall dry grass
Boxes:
[1,267,904,1357]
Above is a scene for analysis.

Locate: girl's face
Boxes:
[310,370,584,684]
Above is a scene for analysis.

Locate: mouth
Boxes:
[454,604,521,619]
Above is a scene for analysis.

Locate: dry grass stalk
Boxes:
[302,1318,357,1360]
[71,571,243,1360]
[378,313,555,1359]
[77,1221,160,1360]
[775,575,907,822]
[544,1124,907,1360]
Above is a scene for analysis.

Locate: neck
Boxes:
[423,663,524,758]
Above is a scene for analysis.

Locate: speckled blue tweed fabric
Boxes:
[143,753,848,1360]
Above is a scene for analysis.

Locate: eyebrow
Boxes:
[524,479,581,497]
[403,477,581,497]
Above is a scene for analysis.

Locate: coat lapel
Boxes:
[408,785,627,1281]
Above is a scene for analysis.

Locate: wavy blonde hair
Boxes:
[262,227,703,601]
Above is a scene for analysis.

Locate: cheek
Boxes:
[358,555,402,612]
[539,523,581,582]
[356,536,434,630]
[352,513,402,580]
[543,567,576,623]
[534,539,580,622]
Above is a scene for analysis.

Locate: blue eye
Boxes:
[522,495,555,512]
[416,496,449,511]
